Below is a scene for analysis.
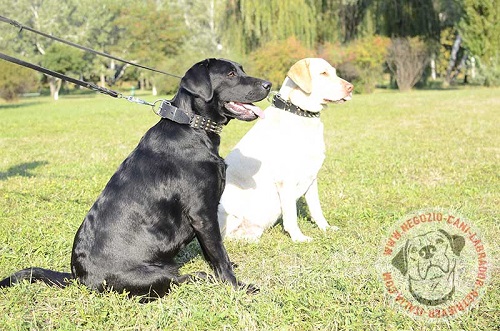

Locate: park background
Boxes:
[0,1,499,330]
[0,0,499,99]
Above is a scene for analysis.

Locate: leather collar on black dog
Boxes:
[272,94,320,118]
[155,100,224,134]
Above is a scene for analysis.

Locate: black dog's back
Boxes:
[1,58,270,299]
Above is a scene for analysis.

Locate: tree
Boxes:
[386,37,431,91]
[321,36,390,93]
[0,61,39,101]
[375,0,440,40]
[247,36,315,88]
[459,0,500,86]
[41,44,87,100]
[113,0,187,93]
[0,0,83,99]
[221,0,317,54]
[340,0,373,43]
[72,0,123,88]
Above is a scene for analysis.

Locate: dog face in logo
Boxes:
[392,229,465,306]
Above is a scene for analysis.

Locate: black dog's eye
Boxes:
[227,71,237,77]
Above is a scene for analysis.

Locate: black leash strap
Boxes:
[0,51,223,133]
[0,15,182,79]
[0,51,120,98]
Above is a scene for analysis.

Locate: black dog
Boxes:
[0,59,271,299]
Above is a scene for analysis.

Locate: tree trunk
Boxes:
[100,73,106,88]
[430,54,436,80]
[48,77,62,100]
[445,34,462,84]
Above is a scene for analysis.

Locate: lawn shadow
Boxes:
[0,102,40,110]
[297,196,312,220]
[0,161,49,180]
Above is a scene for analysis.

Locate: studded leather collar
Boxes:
[155,100,224,134]
[271,94,320,118]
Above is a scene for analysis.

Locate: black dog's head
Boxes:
[177,58,271,123]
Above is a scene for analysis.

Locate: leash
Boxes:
[0,51,224,134]
[0,52,120,98]
[0,15,182,79]
[0,15,226,133]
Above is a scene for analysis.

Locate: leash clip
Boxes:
[123,95,154,107]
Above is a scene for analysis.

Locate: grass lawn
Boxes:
[0,88,498,330]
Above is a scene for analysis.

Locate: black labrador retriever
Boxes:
[0,58,271,299]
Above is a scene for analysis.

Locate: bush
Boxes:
[386,37,431,92]
[321,36,390,93]
[247,36,315,88]
[471,56,500,87]
[0,61,40,101]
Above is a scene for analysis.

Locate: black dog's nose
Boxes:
[419,245,436,259]
[261,81,272,90]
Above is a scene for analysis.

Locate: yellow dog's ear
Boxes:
[287,58,312,94]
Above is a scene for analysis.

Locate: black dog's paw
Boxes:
[243,283,259,295]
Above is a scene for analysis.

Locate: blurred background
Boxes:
[0,0,498,100]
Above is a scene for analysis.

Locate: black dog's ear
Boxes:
[392,241,408,276]
[438,229,465,256]
[181,60,213,102]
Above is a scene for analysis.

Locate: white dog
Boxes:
[218,58,353,242]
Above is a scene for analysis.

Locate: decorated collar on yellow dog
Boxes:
[272,94,320,118]
[154,100,224,134]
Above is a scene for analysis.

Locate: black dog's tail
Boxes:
[0,267,73,288]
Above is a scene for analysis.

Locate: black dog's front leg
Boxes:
[191,219,258,294]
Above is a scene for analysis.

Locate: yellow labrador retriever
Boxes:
[218,58,353,242]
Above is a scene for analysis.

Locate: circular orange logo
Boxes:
[377,209,490,321]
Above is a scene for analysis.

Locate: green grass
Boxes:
[0,88,499,330]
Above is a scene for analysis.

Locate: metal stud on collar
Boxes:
[190,115,224,134]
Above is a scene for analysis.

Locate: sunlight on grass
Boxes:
[0,88,498,330]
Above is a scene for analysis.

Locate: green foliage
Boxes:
[459,0,500,86]
[0,61,39,101]
[471,57,500,87]
[41,44,87,75]
[247,36,315,88]
[0,0,498,93]
[114,1,186,62]
[321,36,391,93]
[375,0,440,39]
[0,0,80,57]
[459,0,499,66]
[222,0,317,54]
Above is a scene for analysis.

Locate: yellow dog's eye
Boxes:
[320,71,328,76]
